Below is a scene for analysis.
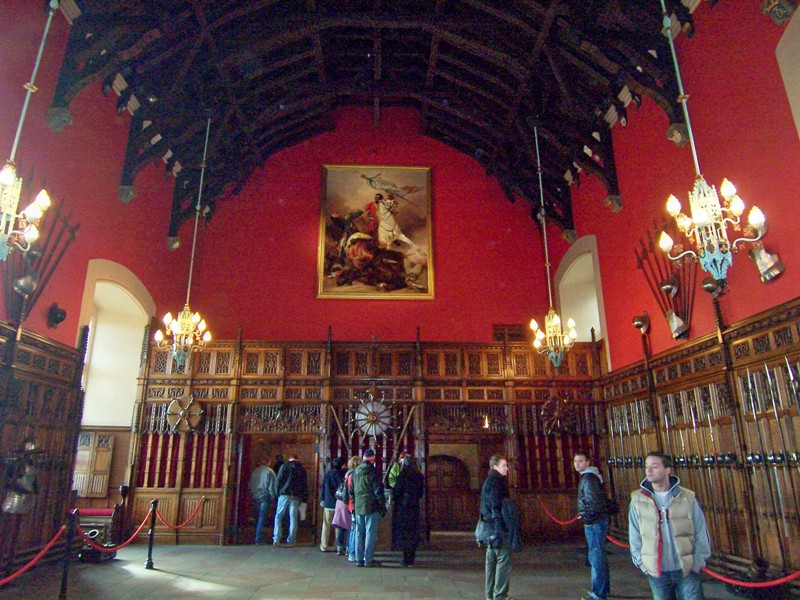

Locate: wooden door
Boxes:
[427,455,477,530]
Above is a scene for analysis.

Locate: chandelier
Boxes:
[656,0,778,289]
[529,126,577,368]
[0,1,59,261]
[153,118,212,368]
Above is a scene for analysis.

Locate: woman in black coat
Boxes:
[391,455,425,567]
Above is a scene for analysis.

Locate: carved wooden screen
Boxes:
[0,324,84,572]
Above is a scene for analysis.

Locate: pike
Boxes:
[606,410,620,510]
[607,407,619,498]
[703,401,736,552]
[786,357,800,409]
[632,401,647,468]
[764,363,800,532]
[663,408,676,461]
[746,368,789,568]
[622,404,637,490]
[689,402,722,543]
[616,406,633,494]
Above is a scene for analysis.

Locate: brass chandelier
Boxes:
[656,0,780,289]
[0,1,59,261]
[529,126,577,368]
[153,118,213,368]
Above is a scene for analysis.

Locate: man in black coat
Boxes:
[574,452,611,600]
[480,454,513,600]
[272,454,308,547]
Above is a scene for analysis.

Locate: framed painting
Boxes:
[318,165,433,299]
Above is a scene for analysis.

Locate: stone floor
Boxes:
[1,534,743,599]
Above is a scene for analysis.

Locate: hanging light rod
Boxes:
[656,0,780,289]
[154,117,213,368]
[0,1,59,261]
[529,125,577,368]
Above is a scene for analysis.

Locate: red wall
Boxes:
[191,105,566,342]
[2,1,798,369]
[572,4,800,368]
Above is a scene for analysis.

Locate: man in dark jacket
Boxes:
[352,448,384,567]
[272,454,308,547]
[320,456,346,553]
[574,452,610,600]
[480,454,513,600]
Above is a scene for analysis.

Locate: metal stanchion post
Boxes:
[145,499,158,570]
[60,510,77,600]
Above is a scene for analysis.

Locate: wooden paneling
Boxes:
[0,323,85,573]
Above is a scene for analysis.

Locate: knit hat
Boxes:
[363,448,376,463]
[398,450,408,459]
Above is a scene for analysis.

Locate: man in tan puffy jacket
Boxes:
[628,452,711,600]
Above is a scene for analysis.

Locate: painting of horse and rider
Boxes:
[318,165,433,299]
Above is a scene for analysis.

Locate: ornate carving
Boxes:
[239,404,322,433]
[427,403,507,434]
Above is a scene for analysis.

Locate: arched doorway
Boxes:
[427,455,476,530]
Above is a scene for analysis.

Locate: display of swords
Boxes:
[605,358,800,564]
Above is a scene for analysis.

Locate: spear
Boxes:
[689,402,722,543]
[703,402,736,552]
[764,363,800,532]
[747,368,789,569]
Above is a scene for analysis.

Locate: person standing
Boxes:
[352,448,385,567]
[272,454,308,547]
[629,451,711,600]
[320,456,346,552]
[387,450,408,490]
[344,456,361,562]
[574,452,610,600]
[248,463,276,545]
[391,455,424,567]
[480,454,513,600]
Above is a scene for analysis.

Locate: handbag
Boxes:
[474,517,497,548]
[332,499,351,530]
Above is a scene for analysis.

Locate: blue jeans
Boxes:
[584,517,610,599]
[355,512,381,565]
[253,496,272,544]
[273,495,300,544]
[348,515,358,559]
[646,570,705,600]
[335,524,347,550]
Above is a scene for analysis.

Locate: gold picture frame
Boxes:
[318,165,433,299]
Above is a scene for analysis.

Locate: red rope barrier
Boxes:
[155,496,205,530]
[538,499,580,525]
[606,534,630,549]
[700,566,800,589]
[75,509,153,552]
[0,526,65,587]
[599,531,800,588]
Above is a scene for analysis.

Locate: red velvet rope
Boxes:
[538,499,580,525]
[538,499,800,589]
[700,566,800,588]
[75,509,153,552]
[606,534,630,548]
[0,526,65,587]
[155,496,205,530]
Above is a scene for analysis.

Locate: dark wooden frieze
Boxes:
[48,0,698,236]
